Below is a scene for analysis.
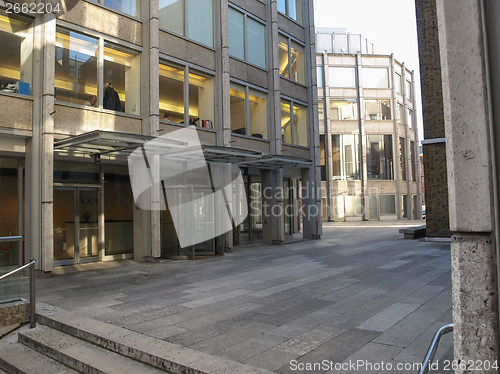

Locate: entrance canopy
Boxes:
[54,130,312,169]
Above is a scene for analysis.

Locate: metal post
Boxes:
[419,324,453,374]
[29,260,36,328]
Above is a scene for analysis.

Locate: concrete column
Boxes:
[262,169,284,244]
[40,13,56,273]
[269,0,281,155]
[301,167,320,239]
[435,0,498,369]
[217,0,231,148]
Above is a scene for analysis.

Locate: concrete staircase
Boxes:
[0,304,273,374]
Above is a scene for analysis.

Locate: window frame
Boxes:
[228,5,267,69]
[279,32,306,85]
[277,0,303,24]
[280,97,308,147]
[328,66,357,88]
[55,21,142,116]
[89,0,142,19]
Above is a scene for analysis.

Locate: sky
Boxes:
[313,0,424,139]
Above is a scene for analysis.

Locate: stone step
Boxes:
[19,325,167,374]
[36,303,274,374]
[0,340,78,374]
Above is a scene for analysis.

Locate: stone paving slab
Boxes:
[33,221,453,373]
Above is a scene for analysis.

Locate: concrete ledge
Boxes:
[0,299,29,327]
[399,225,427,239]
[36,303,273,374]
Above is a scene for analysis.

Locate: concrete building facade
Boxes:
[316,29,421,222]
[0,0,322,272]
[416,0,500,370]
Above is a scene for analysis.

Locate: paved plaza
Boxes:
[35,221,453,373]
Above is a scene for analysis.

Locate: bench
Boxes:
[399,225,427,239]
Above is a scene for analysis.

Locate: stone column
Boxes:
[434,0,499,369]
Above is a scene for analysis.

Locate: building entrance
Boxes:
[54,187,100,265]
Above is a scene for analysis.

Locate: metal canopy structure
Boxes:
[54,130,311,169]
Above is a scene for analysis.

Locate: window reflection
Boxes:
[279,35,305,84]
[159,62,184,123]
[365,99,391,120]
[103,0,141,17]
[366,135,393,180]
[330,99,358,120]
[55,27,98,105]
[363,67,389,88]
[0,10,33,95]
[328,67,356,88]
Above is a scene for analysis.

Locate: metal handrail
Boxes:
[0,260,36,328]
[419,323,454,374]
[0,236,23,242]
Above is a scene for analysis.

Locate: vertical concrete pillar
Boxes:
[269,0,282,155]
[39,13,56,273]
[301,167,320,239]
[262,169,284,244]
[434,0,499,369]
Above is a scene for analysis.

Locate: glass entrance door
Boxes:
[54,187,99,265]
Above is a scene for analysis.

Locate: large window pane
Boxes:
[343,135,360,180]
[103,42,140,115]
[407,108,413,128]
[410,141,416,182]
[159,62,184,122]
[396,103,404,123]
[189,70,214,126]
[317,66,323,87]
[318,98,324,120]
[406,80,412,99]
[345,196,362,217]
[228,8,244,60]
[103,0,141,17]
[366,134,393,180]
[279,35,290,79]
[396,73,402,93]
[281,100,292,144]
[55,27,98,105]
[363,67,389,88]
[399,137,407,181]
[246,18,266,68]
[294,103,307,146]
[230,83,246,135]
[0,158,19,266]
[320,135,326,181]
[249,88,267,138]
[0,11,33,95]
[159,0,184,35]
[365,99,391,120]
[332,135,341,178]
[330,99,358,120]
[329,67,356,88]
[187,0,213,47]
[291,41,305,84]
[277,0,286,14]
[287,0,302,24]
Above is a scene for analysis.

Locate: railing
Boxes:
[419,323,454,374]
[0,236,23,266]
[0,260,36,328]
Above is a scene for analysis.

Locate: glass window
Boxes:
[248,88,267,138]
[230,84,268,139]
[402,194,408,218]
[329,67,356,88]
[103,41,141,115]
[317,66,323,88]
[279,35,304,84]
[100,0,141,18]
[159,62,184,123]
[410,141,417,182]
[407,108,413,128]
[281,100,292,144]
[228,9,266,69]
[345,196,362,217]
[279,34,290,79]
[380,195,396,215]
[395,73,402,93]
[246,17,266,68]
[291,41,305,84]
[343,134,359,180]
[332,134,341,179]
[365,99,391,120]
[159,0,213,48]
[396,103,404,123]
[406,80,412,99]
[330,99,358,120]
[189,70,215,126]
[277,0,302,23]
[228,7,244,60]
[320,135,326,181]
[363,67,389,88]
[0,10,33,95]
[366,135,393,180]
[294,103,307,147]
[399,137,407,181]
[55,27,98,105]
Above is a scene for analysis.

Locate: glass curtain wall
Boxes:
[0,10,33,95]
[159,0,213,48]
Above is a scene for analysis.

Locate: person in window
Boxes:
[85,95,97,107]
[103,83,122,112]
